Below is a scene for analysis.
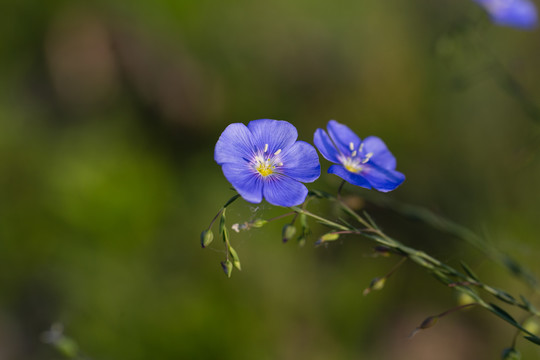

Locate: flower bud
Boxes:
[221,260,233,278]
[251,219,267,228]
[409,315,439,339]
[200,230,214,248]
[228,246,242,271]
[363,277,386,295]
[419,315,438,330]
[501,348,521,360]
[373,246,392,257]
[320,232,339,242]
[54,337,79,358]
[282,224,296,243]
[457,292,476,307]
[523,318,540,336]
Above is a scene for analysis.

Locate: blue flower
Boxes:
[473,0,538,29]
[215,119,321,207]
[314,120,405,192]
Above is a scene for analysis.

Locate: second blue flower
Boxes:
[314,120,405,192]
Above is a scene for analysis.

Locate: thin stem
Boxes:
[265,212,296,223]
[207,194,241,231]
[291,206,350,231]
[383,256,408,280]
[337,180,346,201]
[437,303,477,319]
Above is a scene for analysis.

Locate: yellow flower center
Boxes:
[256,161,274,177]
[253,144,283,178]
[340,143,373,173]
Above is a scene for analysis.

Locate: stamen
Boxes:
[264,144,269,152]
[351,151,357,157]
[274,149,282,155]
[278,162,283,166]
[349,142,354,151]
[362,152,373,164]
[359,143,364,152]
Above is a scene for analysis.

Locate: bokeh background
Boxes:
[2,0,540,359]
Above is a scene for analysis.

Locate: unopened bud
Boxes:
[200,230,214,248]
[409,315,439,338]
[419,316,438,330]
[228,246,242,271]
[457,292,476,306]
[320,232,340,242]
[251,219,267,228]
[523,318,540,336]
[282,224,296,243]
[221,260,233,278]
[54,337,79,358]
[363,277,386,295]
[501,348,521,360]
[373,246,392,257]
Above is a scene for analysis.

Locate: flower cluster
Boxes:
[473,0,538,29]
[215,119,405,206]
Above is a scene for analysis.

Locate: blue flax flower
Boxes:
[314,120,405,192]
[215,119,320,207]
[473,0,538,29]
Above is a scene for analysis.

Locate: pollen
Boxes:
[256,162,274,177]
[362,152,373,164]
[341,156,362,173]
[349,142,355,151]
[253,154,279,177]
[264,144,269,152]
[274,149,282,155]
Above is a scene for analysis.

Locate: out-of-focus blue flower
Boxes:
[215,119,320,207]
[314,120,405,192]
[473,0,538,29]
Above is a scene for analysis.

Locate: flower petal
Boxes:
[361,164,405,192]
[215,123,255,165]
[474,0,538,29]
[328,165,372,189]
[362,136,397,170]
[263,176,309,207]
[221,163,263,203]
[279,141,321,182]
[247,119,298,154]
[326,120,362,156]
[313,128,340,163]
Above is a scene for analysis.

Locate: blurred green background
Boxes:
[2,0,540,359]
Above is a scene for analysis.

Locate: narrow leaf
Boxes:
[460,261,479,281]
[524,335,540,346]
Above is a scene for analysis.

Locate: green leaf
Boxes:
[489,303,519,327]
[493,289,516,304]
[524,335,540,346]
[519,294,538,313]
[219,210,227,235]
[460,261,479,281]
